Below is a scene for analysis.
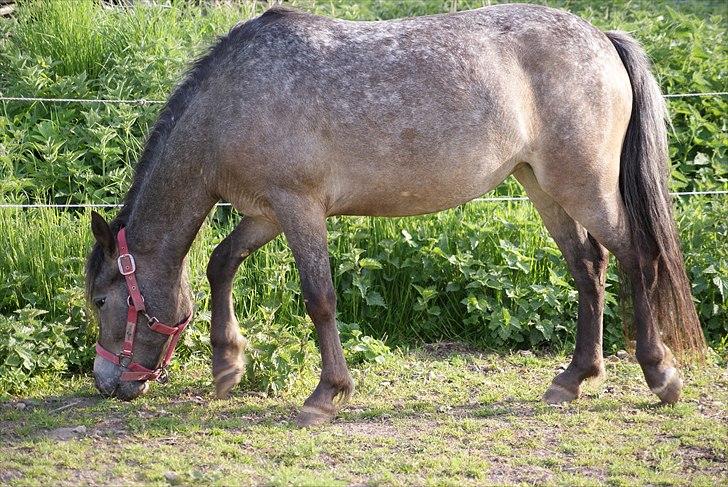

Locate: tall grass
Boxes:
[11,1,120,79]
[1,0,725,205]
[1,197,726,394]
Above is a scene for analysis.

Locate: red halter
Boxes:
[95,227,191,382]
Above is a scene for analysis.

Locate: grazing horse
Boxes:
[86,4,705,426]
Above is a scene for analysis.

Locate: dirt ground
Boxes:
[1,348,726,486]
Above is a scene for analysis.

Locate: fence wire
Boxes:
[0,191,725,209]
[1,92,727,105]
[0,96,165,105]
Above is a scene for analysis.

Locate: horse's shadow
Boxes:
[0,378,297,446]
[1,348,651,447]
[0,389,648,447]
[1,387,549,446]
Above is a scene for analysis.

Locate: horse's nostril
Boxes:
[93,357,151,400]
[93,356,122,397]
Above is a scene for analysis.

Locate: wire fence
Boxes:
[1,92,727,106]
[1,191,725,209]
[0,96,165,105]
[663,92,728,98]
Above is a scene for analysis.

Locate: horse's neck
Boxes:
[124,159,215,266]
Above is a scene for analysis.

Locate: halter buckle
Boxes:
[144,313,159,328]
[117,253,136,275]
[119,353,132,368]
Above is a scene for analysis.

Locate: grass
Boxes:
[1,348,726,486]
[0,0,725,205]
[1,196,726,396]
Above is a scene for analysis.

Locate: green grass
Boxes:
[1,196,726,396]
[0,0,725,204]
[1,349,726,485]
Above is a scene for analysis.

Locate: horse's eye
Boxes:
[94,297,106,308]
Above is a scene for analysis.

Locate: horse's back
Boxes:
[185,5,631,217]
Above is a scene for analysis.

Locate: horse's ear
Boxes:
[91,211,115,256]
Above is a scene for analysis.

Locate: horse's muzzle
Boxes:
[93,356,149,401]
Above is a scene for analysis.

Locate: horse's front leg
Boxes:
[206,216,280,398]
[272,195,353,427]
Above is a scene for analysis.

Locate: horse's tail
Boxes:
[605,30,705,361]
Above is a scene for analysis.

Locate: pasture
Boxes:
[0,0,726,485]
[1,351,727,485]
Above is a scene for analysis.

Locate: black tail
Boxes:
[605,31,705,360]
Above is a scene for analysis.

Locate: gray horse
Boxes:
[86,4,705,426]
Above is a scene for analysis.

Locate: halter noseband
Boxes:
[95,227,191,382]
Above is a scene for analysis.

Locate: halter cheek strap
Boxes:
[95,227,191,382]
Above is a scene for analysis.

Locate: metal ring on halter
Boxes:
[156,369,170,384]
[119,354,132,368]
[144,313,159,328]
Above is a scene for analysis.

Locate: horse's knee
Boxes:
[207,240,249,287]
[573,272,604,296]
[303,285,336,323]
[206,242,228,285]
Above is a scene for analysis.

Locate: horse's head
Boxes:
[85,211,192,400]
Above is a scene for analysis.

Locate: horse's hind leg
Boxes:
[271,194,353,426]
[537,170,683,404]
[514,166,608,403]
[207,216,280,398]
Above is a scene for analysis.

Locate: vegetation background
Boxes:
[0,0,726,396]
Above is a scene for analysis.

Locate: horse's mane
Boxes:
[86,7,295,294]
[117,6,294,225]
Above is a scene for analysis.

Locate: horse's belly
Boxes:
[331,153,518,217]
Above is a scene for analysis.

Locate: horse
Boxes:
[86,4,705,426]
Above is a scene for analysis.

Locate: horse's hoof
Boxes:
[295,405,335,427]
[650,367,682,405]
[213,365,244,399]
[543,383,578,404]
